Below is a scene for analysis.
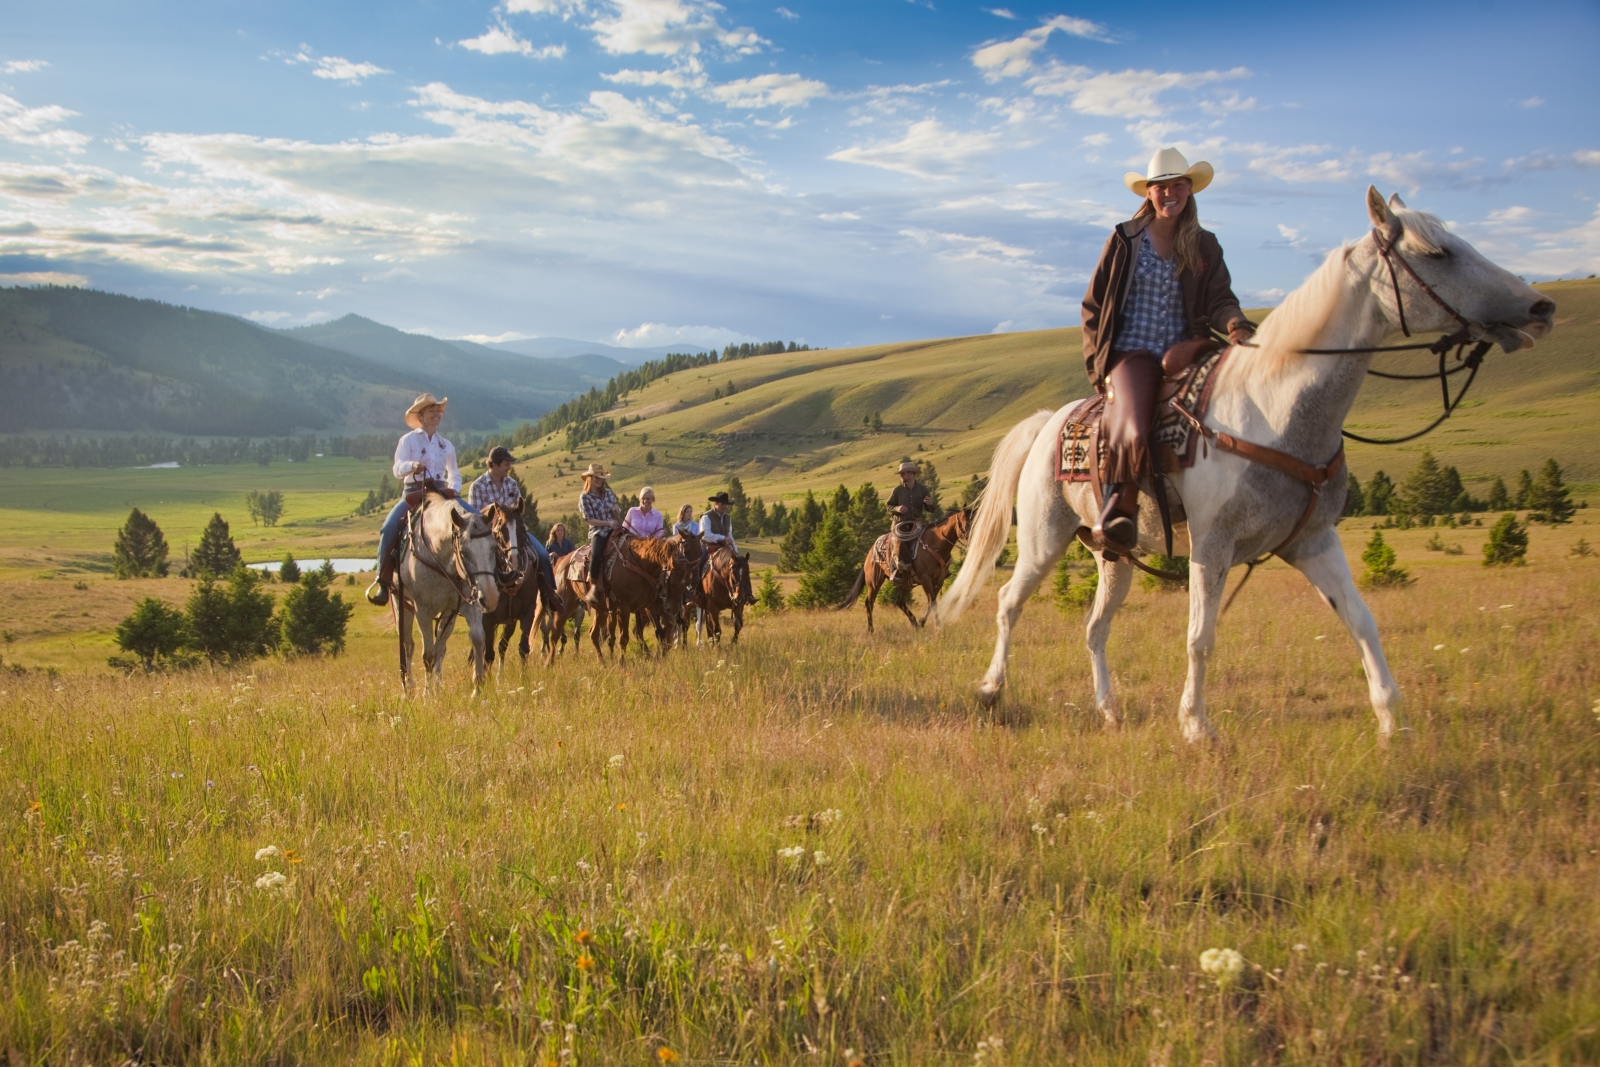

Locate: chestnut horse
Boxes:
[838,507,971,631]
[699,546,752,644]
[548,534,682,661]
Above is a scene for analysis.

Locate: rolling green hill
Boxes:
[0,289,584,435]
[501,278,1600,516]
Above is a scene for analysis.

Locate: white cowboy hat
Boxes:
[579,463,611,481]
[897,460,919,474]
[1124,147,1213,197]
[405,392,448,429]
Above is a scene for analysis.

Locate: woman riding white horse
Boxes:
[939,185,1554,742]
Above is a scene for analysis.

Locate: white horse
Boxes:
[936,187,1555,741]
[394,493,501,695]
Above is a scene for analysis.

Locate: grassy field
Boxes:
[1,514,1597,1063]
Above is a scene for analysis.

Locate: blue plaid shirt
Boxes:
[1113,230,1186,355]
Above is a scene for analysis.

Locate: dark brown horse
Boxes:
[838,507,972,632]
[664,529,705,642]
[479,502,554,677]
[549,534,681,661]
[699,546,752,644]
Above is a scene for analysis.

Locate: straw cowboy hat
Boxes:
[579,463,611,481]
[897,460,919,475]
[1124,147,1213,197]
[404,392,448,429]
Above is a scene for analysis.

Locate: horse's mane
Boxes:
[625,537,680,566]
[1389,205,1451,256]
[1244,242,1356,375]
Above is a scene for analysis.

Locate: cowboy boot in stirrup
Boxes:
[366,543,399,606]
[1092,350,1162,552]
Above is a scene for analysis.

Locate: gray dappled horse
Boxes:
[938,188,1556,742]
[394,493,500,695]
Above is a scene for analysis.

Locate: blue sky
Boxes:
[2,0,1596,348]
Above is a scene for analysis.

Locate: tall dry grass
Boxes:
[1,544,1597,1065]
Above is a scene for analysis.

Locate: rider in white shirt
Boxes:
[367,393,469,606]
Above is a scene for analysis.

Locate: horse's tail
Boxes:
[835,567,866,611]
[931,408,1053,627]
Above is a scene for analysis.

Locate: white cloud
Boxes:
[453,330,535,343]
[971,16,1112,82]
[828,119,1001,179]
[818,211,860,221]
[587,0,767,58]
[1275,223,1307,249]
[899,227,1035,264]
[983,8,1017,19]
[604,66,708,90]
[245,309,293,323]
[1080,132,1110,147]
[312,56,391,82]
[1520,96,1544,108]
[1199,91,1257,116]
[611,321,753,347]
[1574,150,1600,168]
[1026,64,1250,118]
[3,60,49,74]
[0,93,90,151]
[707,73,828,109]
[0,270,87,286]
[505,0,586,12]
[1485,205,1534,225]
[460,24,567,58]
[776,6,798,19]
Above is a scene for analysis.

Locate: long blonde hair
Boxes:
[1132,194,1203,276]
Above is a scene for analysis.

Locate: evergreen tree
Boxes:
[1483,513,1529,566]
[1051,558,1074,612]
[1514,469,1534,509]
[112,507,170,578]
[829,483,853,515]
[847,482,888,556]
[1396,450,1456,519]
[961,475,988,509]
[190,513,241,579]
[1359,530,1411,587]
[184,567,276,662]
[728,476,752,538]
[755,569,785,612]
[767,500,789,536]
[279,570,354,655]
[112,597,186,669]
[917,460,943,517]
[748,496,768,538]
[1528,458,1575,525]
[790,511,859,608]
[779,491,823,570]
[1344,472,1366,517]
[1442,465,1470,512]
[1485,476,1511,511]
[1365,471,1395,516]
[278,553,301,584]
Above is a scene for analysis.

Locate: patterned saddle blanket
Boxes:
[1057,348,1230,483]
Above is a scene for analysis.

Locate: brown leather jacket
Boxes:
[1080,214,1243,390]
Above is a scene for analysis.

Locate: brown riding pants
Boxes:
[1101,349,1163,483]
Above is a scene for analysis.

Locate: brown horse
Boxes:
[479,502,555,677]
[664,529,706,642]
[838,507,972,632]
[699,546,753,644]
[549,534,681,661]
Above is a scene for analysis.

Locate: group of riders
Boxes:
[363,145,1248,618]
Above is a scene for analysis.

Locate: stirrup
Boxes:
[1100,514,1138,551]
[366,578,390,606]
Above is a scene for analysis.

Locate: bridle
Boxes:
[1230,226,1496,446]
[410,507,498,607]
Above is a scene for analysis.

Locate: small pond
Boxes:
[247,558,377,574]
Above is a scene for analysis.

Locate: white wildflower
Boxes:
[812,851,830,866]
[575,859,593,874]
[814,808,843,826]
[1031,823,1047,836]
[607,754,624,769]
[1433,644,1445,651]
[777,845,806,863]
[1199,947,1246,985]
[254,871,287,890]
[254,845,280,861]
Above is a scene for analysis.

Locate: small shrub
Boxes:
[279,571,354,656]
[755,569,785,612]
[1359,530,1411,588]
[1425,532,1445,552]
[1483,514,1529,567]
[111,597,186,670]
[184,567,277,662]
[279,553,301,584]
[1572,538,1594,558]
[1140,554,1189,592]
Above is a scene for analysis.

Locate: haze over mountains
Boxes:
[0,287,699,437]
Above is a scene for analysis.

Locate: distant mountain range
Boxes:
[0,288,680,436]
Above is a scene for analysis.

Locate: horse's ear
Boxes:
[1366,185,1401,240]
[451,508,468,530]
[1387,192,1407,212]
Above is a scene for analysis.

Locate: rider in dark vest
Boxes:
[887,460,935,575]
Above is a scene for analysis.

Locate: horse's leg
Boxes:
[731,603,743,644]
[894,578,919,629]
[398,598,415,696]
[1084,555,1134,729]
[419,614,441,695]
[1285,528,1405,738]
[466,608,488,697]
[917,562,942,627]
[863,571,878,633]
[977,492,1075,709]
[590,604,608,661]
[1169,545,1232,743]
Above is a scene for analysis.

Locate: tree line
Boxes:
[109,510,353,670]
[0,432,425,469]
[1347,451,1578,526]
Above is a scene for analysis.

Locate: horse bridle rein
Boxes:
[410,509,498,607]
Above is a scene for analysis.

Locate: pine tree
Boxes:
[1528,458,1575,525]
[182,566,276,662]
[1344,472,1366,517]
[847,482,888,557]
[917,460,943,517]
[767,500,789,536]
[1485,476,1511,511]
[790,512,859,608]
[748,497,768,538]
[779,491,823,570]
[278,553,301,584]
[1365,471,1395,516]
[961,475,988,509]
[1396,450,1456,519]
[829,484,852,515]
[1359,530,1412,587]
[112,597,186,669]
[1051,558,1074,612]
[279,570,354,655]
[112,507,170,578]
[1514,469,1534,509]
[755,569,785,612]
[1483,513,1528,566]
[190,513,241,579]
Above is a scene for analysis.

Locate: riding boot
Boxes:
[366,548,396,606]
[1092,349,1162,552]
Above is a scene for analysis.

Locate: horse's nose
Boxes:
[1530,299,1554,319]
